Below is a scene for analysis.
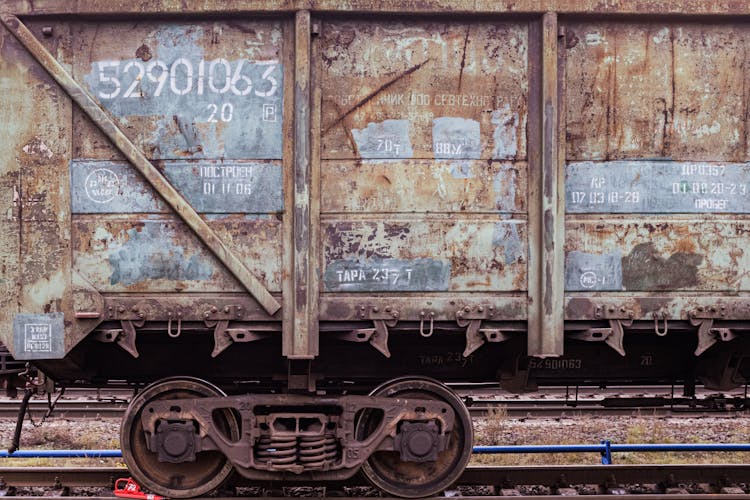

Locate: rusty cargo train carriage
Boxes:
[3,0,750,496]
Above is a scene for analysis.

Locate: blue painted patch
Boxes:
[449,161,474,179]
[567,161,750,213]
[493,163,519,212]
[565,250,623,291]
[324,258,451,292]
[492,222,524,264]
[352,120,414,159]
[83,25,283,160]
[108,224,214,285]
[432,117,481,159]
[70,160,283,214]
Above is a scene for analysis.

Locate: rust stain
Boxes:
[672,238,697,254]
[457,25,470,90]
[323,58,431,134]
[135,44,152,61]
[622,242,703,290]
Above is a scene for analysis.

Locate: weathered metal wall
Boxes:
[319,20,529,294]
[564,22,750,296]
[3,1,750,365]
[70,20,285,294]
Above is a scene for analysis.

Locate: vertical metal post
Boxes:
[284,10,318,359]
[527,12,564,357]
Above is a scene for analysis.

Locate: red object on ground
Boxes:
[114,478,165,500]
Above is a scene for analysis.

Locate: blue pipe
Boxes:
[472,444,604,454]
[0,450,122,458]
[472,443,750,453]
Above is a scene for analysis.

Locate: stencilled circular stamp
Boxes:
[85,168,120,203]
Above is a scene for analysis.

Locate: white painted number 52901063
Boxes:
[96,59,279,100]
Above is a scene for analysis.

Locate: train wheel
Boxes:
[121,377,238,498]
[357,377,473,498]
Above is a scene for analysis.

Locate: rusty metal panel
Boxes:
[564,20,750,301]
[71,20,284,161]
[565,219,750,292]
[565,22,749,162]
[0,26,24,355]
[0,19,100,360]
[7,0,750,16]
[322,219,526,292]
[3,16,286,314]
[319,19,529,298]
[72,216,282,293]
[320,20,527,160]
[321,160,526,213]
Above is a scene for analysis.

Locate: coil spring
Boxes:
[298,434,339,469]
[255,435,298,469]
[255,434,340,470]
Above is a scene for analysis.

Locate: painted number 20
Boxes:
[206,103,234,122]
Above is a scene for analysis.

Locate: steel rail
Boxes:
[0,465,749,495]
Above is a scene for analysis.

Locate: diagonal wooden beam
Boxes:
[1,14,281,316]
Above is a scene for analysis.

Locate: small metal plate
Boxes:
[13,313,65,360]
[567,161,750,214]
[70,160,283,214]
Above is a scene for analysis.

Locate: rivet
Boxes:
[41,26,53,37]
[372,306,379,313]
[224,306,230,313]
[385,306,392,312]
[211,306,218,313]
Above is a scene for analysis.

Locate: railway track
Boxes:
[0,465,748,497]
[2,397,747,419]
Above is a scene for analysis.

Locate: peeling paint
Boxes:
[565,250,623,291]
[432,117,480,159]
[492,104,519,159]
[351,119,413,158]
[492,221,524,264]
[108,224,214,285]
[622,242,703,290]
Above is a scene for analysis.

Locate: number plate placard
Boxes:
[567,161,750,213]
[13,313,65,360]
